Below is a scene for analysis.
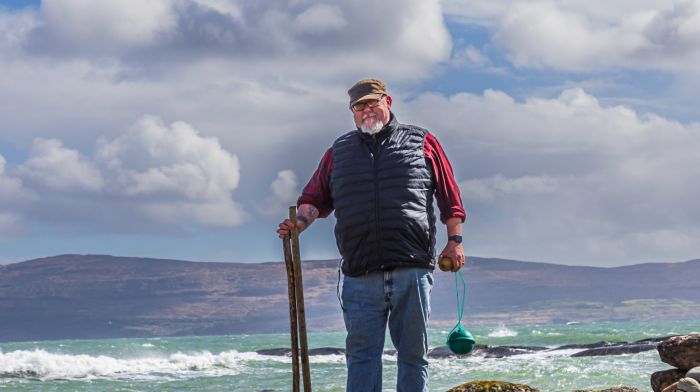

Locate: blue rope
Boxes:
[447,269,468,343]
[454,269,467,325]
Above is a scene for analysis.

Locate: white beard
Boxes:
[360,120,384,135]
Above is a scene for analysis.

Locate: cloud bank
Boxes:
[1,0,699,265]
[3,116,242,235]
[401,87,700,264]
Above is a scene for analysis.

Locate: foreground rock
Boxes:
[658,334,700,370]
[652,369,688,392]
[652,335,700,392]
[446,380,538,392]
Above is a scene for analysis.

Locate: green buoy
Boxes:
[444,260,476,355]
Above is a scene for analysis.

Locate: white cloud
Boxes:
[39,0,177,50]
[0,155,27,201]
[18,138,103,192]
[0,7,39,52]
[445,0,700,73]
[294,4,347,35]
[450,45,491,68]
[261,170,299,216]
[460,174,560,202]
[190,0,243,21]
[95,115,243,227]
[0,154,31,239]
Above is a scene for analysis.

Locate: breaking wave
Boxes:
[0,349,284,380]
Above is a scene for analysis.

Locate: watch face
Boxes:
[450,235,462,243]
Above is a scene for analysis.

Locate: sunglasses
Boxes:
[351,96,385,112]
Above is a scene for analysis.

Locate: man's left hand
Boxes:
[439,241,465,272]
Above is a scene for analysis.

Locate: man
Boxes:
[277,78,465,391]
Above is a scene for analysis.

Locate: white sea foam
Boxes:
[488,324,518,337]
[0,349,279,380]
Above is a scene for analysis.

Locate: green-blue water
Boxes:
[1,320,698,391]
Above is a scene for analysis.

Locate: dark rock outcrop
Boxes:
[553,341,617,350]
[256,347,345,356]
[571,343,658,357]
[446,380,538,392]
[658,334,700,370]
[427,345,547,359]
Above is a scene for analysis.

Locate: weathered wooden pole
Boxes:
[282,235,300,392]
[289,206,312,392]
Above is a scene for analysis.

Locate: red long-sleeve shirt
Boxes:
[298,132,466,224]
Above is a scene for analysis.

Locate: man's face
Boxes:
[351,95,392,132]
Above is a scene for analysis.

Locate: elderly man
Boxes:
[278,78,465,391]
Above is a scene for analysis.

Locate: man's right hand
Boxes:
[277,219,304,239]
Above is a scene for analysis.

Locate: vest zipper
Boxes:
[371,137,382,267]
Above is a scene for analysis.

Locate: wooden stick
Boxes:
[289,206,312,392]
[283,235,300,392]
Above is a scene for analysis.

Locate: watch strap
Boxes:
[448,235,462,243]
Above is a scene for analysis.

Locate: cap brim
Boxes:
[350,93,384,107]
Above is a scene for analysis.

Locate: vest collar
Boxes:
[357,112,398,141]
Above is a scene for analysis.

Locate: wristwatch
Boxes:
[448,235,462,244]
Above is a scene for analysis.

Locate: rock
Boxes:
[482,345,547,358]
[555,341,618,350]
[572,388,642,392]
[658,334,700,370]
[677,377,700,392]
[571,343,657,357]
[308,347,345,355]
[663,382,678,392]
[256,348,291,356]
[427,345,546,359]
[255,347,345,356]
[687,367,700,383]
[446,380,538,392]
[652,369,686,392]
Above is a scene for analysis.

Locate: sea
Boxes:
[1,320,698,392]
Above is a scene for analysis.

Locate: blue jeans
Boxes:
[341,267,433,392]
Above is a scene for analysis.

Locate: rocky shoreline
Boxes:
[257,334,700,391]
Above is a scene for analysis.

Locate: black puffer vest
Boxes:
[331,114,436,276]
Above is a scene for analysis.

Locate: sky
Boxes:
[1,0,699,267]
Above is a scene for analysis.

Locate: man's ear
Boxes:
[385,95,392,108]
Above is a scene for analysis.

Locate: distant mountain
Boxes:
[1,254,699,342]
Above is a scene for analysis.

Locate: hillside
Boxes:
[1,254,699,342]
